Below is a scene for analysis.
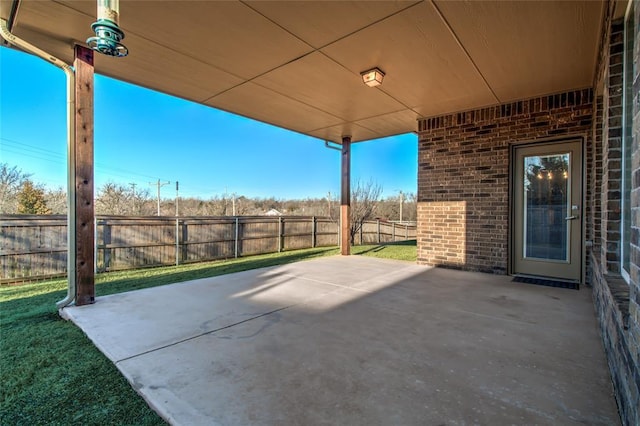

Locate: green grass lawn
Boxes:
[1,247,338,425]
[352,239,417,261]
[1,242,415,425]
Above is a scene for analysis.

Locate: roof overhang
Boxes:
[1,0,608,142]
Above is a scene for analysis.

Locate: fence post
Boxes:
[278,216,283,252]
[392,222,396,241]
[102,219,111,272]
[359,223,363,245]
[235,217,239,258]
[183,221,189,262]
[94,217,98,275]
[405,224,408,240]
[175,218,180,266]
[377,219,381,244]
[311,216,316,248]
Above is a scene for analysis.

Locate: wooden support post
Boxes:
[341,136,351,255]
[74,45,95,306]
[311,216,316,248]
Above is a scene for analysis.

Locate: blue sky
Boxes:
[0,47,417,200]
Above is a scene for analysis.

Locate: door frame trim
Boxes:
[508,135,587,284]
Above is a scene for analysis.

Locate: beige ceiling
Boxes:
[1,0,606,142]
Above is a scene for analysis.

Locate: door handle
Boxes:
[565,215,579,220]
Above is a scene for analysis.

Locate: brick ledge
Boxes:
[591,252,630,330]
[605,275,630,330]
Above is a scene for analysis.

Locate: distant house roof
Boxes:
[264,208,282,216]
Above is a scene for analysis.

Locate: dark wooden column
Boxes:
[74,45,95,306]
[340,136,351,255]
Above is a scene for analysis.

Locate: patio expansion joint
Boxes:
[114,303,298,365]
[279,263,421,294]
[114,303,299,365]
[279,273,374,294]
[113,263,420,365]
[112,276,369,365]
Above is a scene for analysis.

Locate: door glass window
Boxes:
[523,153,570,261]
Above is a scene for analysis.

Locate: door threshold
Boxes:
[512,275,579,290]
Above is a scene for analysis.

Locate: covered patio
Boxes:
[2,0,638,423]
[62,255,618,425]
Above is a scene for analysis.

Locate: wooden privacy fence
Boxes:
[1,215,416,283]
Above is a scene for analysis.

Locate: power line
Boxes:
[1,139,61,154]
[2,137,172,183]
[0,146,66,164]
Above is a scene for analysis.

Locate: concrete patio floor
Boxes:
[61,256,619,425]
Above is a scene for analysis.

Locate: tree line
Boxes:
[1,163,416,239]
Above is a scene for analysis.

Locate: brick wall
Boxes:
[416,90,592,273]
[590,96,604,259]
[626,2,640,416]
[629,0,640,410]
[601,21,625,274]
[625,2,640,422]
[587,96,604,285]
[591,254,637,424]
[590,11,639,426]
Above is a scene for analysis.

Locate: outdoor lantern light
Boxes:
[360,67,385,87]
[87,0,128,57]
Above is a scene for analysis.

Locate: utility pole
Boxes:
[327,191,332,217]
[175,181,179,217]
[149,179,170,216]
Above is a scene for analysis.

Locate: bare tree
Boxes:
[374,192,417,223]
[403,192,417,222]
[96,182,130,215]
[0,163,32,213]
[350,179,383,244]
[96,182,152,215]
[131,187,153,215]
[235,195,250,215]
[45,187,67,214]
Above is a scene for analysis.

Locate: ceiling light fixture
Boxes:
[360,67,385,87]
